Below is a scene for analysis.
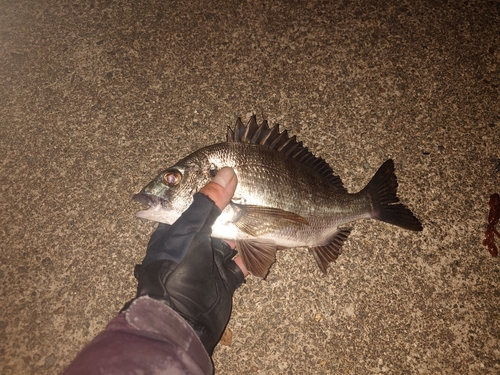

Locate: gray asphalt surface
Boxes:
[1,1,499,374]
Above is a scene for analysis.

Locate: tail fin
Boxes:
[364,159,423,231]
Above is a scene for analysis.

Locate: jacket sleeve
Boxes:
[62,296,213,375]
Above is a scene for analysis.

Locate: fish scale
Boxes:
[214,144,346,212]
[134,115,422,277]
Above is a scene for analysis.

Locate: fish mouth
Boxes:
[133,192,174,224]
[132,192,167,207]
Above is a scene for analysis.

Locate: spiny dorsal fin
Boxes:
[241,115,258,142]
[226,126,234,142]
[227,115,346,192]
[234,117,245,141]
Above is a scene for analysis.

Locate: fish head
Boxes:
[133,160,212,224]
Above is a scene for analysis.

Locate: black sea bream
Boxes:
[134,116,422,277]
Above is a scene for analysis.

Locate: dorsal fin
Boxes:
[227,115,346,192]
[241,115,258,142]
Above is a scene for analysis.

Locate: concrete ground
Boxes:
[1,0,499,374]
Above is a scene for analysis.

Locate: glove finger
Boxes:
[168,193,221,237]
[145,222,171,250]
[212,239,245,294]
[143,193,220,265]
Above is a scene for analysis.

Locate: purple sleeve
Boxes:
[62,296,213,375]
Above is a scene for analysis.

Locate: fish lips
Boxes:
[133,192,176,224]
[132,192,167,207]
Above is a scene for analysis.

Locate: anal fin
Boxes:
[309,228,351,274]
[236,239,278,278]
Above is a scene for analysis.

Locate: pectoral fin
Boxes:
[236,239,278,278]
[231,203,309,237]
[309,228,351,274]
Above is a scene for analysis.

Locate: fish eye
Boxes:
[163,169,182,187]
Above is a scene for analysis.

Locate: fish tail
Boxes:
[364,159,423,231]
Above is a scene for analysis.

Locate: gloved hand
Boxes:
[123,168,245,355]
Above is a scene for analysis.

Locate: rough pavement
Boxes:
[1,1,499,374]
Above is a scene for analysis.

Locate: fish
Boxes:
[133,115,423,277]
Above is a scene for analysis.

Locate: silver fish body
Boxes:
[134,116,422,277]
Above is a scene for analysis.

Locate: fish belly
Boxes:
[211,211,370,248]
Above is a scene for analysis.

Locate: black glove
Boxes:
[124,192,245,355]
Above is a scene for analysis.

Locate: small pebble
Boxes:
[53,307,65,315]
